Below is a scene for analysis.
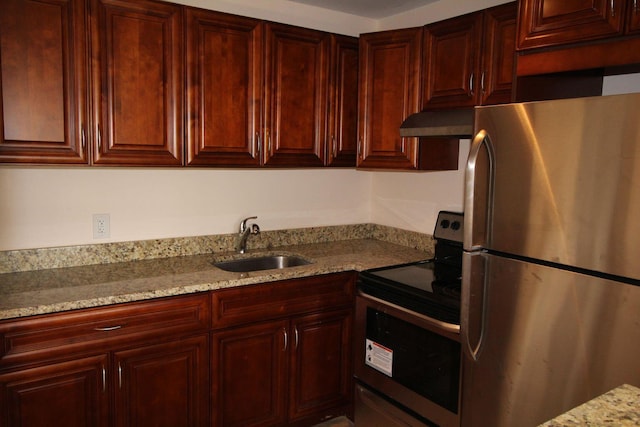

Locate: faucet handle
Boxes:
[251,223,260,235]
[239,216,258,232]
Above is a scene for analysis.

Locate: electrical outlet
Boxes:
[93,214,110,239]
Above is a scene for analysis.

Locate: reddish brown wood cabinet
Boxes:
[263,23,330,167]
[327,35,359,167]
[0,0,89,164]
[90,0,184,166]
[211,273,356,427]
[517,0,630,49]
[423,2,517,109]
[357,28,423,169]
[185,9,263,166]
[0,294,211,427]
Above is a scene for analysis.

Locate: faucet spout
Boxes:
[236,216,260,253]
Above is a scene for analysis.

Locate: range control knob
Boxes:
[451,221,461,230]
[440,219,450,229]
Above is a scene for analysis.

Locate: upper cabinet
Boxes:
[516,0,640,76]
[357,28,423,169]
[422,2,517,109]
[327,35,359,167]
[0,0,89,164]
[185,9,263,166]
[185,13,355,168]
[518,0,627,49]
[263,23,329,167]
[90,0,184,166]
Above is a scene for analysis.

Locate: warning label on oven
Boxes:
[365,339,393,377]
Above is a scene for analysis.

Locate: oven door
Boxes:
[354,293,461,427]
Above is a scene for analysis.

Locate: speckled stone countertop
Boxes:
[0,224,433,321]
[539,384,640,426]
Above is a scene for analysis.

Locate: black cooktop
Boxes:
[357,211,463,325]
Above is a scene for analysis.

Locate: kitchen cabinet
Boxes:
[185,9,263,166]
[186,11,354,168]
[357,28,423,169]
[0,355,109,427]
[327,35,359,167]
[517,0,630,49]
[211,272,355,427]
[263,23,329,167]
[90,0,184,166]
[515,0,640,86]
[0,293,210,427]
[0,0,89,164]
[422,2,517,109]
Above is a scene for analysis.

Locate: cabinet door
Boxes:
[264,23,329,167]
[423,12,483,109]
[113,334,209,427]
[517,0,625,49]
[0,355,109,427]
[0,0,88,164]
[628,0,640,34]
[327,35,358,167]
[185,9,263,166]
[90,0,184,165]
[358,28,422,169]
[212,320,288,427]
[288,309,353,423]
[480,3,517,105]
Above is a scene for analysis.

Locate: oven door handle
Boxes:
[357,291,460,334]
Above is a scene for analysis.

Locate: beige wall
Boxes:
[1,0,639,251]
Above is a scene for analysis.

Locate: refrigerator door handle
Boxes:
[462,251,487,362]
[464,129,495,251]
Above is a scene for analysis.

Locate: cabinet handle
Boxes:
[282,328,288,351]
[255,132,261,156]
[97,123,102,151]
[294,327,299,350]
[102,365,107,393]
[268,131,272,153]
[480,71,486,93]
[357,138,362,158]
[610,0,615,17]
[94,325,122,331]
[81,127,86,149]
[118,363,123,389]
[634,0,638,13]
[332,135,337,158]
[469,73,474,95]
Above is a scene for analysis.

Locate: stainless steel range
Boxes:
[354,211,463,427]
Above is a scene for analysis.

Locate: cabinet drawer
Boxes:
[211,272,356,329]
[0,293,210,368]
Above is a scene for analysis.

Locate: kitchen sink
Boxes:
[213,255,312,273]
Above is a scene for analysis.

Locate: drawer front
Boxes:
[211,272,356,329]
[0,293,210,368]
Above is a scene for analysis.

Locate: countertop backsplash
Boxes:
[0,224,435,274]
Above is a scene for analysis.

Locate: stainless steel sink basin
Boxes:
[213,255,312,273]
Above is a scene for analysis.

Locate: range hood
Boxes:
[399,109,474,137]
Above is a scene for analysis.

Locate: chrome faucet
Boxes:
[236,216,260,254]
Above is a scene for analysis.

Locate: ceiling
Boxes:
[287,0,439,18]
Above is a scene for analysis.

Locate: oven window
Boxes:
[365,308,460,413]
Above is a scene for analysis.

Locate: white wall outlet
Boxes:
[93,214,110,239]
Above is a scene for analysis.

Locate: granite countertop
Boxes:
[0,238,430,321]
[539,384,640,426]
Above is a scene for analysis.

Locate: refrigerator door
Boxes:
[470,93,640,280]
[461,251,640,427]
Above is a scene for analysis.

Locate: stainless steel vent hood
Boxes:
[399,109,474,137]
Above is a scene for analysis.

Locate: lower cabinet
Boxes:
[0,355,109,427]
[0,293,211,427]
[0,273,356,427]
[113,335,209,427]
[211,272,356,427]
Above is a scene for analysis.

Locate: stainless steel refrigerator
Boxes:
[461,93,640,427]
